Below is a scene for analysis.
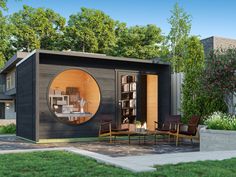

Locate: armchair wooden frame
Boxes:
[154,115,181,142]
[169,116,200,146]
[98,120,135,144]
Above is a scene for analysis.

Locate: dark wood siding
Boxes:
[16,54,36,141]
[37,53,171,139]
[158,65,171,125]
[38,58,116,138]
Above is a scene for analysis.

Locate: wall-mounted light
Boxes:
[53,105,59,110]
[5,103,10,109]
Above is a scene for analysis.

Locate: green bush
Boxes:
[0,124,16,134]
[204,112,236,130]
[181,70,228,124]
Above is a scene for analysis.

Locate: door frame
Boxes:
[0,102,5,119]
[115,70,139,128]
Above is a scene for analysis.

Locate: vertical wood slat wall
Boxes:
[146,75,158,131]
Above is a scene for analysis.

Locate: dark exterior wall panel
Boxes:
[38,61,116,139]
[16,54,36,141]
[36,53,171,139]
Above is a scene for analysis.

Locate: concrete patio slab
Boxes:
[0,135,199,156]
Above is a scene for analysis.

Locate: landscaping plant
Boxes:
[203,49,236,114]
[0,123,16,134]
[204,112,236,131]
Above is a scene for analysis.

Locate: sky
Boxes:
[4,0,236,39]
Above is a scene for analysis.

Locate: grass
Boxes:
[1,151,236,177]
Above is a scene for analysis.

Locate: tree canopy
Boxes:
[0,0,7,10]
[167,3,192,72]
[111,24,165,59]
[181,36,205,122]
[0,5,168,62]
[64,7,116,54]
[204,49,236,96]
[0,12,9,68]
[0,0,11,68]
[9,5,66,52]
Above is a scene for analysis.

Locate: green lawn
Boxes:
[0,151,236,177]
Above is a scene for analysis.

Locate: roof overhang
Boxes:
[1,52,29,74]
[16,49,170,67]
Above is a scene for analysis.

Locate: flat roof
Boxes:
[16,49,170,67]
[201,36,236,41]
[1,52,29,73]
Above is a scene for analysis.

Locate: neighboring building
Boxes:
[201,36,236,56]
[0,52,29,119]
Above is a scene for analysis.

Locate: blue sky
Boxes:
[4,0,236,39]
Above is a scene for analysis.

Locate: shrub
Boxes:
[204,112,236,130]
[0,124,16,134]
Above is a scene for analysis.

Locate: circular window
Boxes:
[48,69,100,125]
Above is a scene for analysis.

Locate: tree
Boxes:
[63,24,98,53]
[9,5,66,52]
[0,0,12,68]
[0,12,9,68]
[181,37,230,122]
[0,0,7,10]
[181,36,205,122]
[167,3,192,72]
[111,24,165,59]
[0,0,8,68]
[203,49,236,113]
[64,7,116,54]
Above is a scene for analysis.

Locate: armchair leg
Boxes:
[154,134,157,145]
[109,123,112,143]
[168,134,171,143]
[109,133,112,143]
[176,135,179,146]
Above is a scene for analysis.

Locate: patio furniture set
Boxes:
[98,115,200,146]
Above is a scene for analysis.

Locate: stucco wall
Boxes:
[214,36,236,50]
[201,36,236,56]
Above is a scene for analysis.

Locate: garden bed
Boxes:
[200,128,236,151]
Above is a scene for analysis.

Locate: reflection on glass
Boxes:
[49,69,100,125]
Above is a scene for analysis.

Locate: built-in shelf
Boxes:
[121,75,137,124]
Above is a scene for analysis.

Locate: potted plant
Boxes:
[200,112,236,151]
